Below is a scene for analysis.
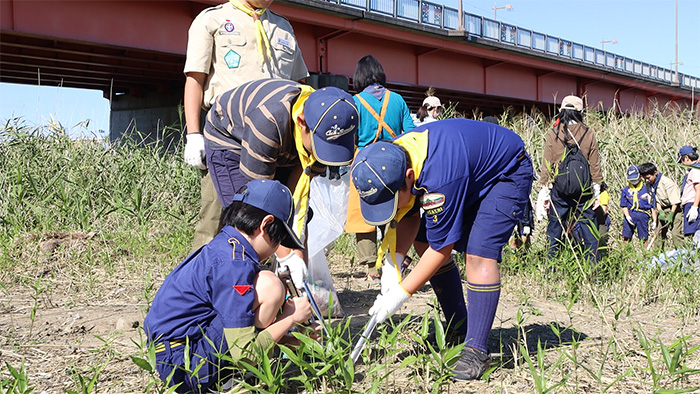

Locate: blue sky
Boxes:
[1,0,698,136]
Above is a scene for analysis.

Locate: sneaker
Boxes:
[453,347,491,380]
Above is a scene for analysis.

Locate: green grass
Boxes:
[1,104,700,393]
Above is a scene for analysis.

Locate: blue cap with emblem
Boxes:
[627,165,640,183]
[232,179,304,250]
[351,141,407,226]
[304,87,358,166]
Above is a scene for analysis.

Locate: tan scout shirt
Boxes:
[654,174,681,210]
[184,2,309,109]
[539,121,603,186]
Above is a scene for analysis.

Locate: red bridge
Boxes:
[1,0,698,137]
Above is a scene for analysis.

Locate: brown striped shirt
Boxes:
[204,78,324,180]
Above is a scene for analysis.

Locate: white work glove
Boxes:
[651,221,657,231]
[522,226,531,236]
[625,215,634,226]
[369,285,411,324]
[184,133,207,170]
[276,252,308,290]
[592,182,601,199]
[687,206,699,223]
[381,253,404,295]
[535,186,551,222]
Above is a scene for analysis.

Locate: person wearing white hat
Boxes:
[535,95,603,263]
[413,95,443,127]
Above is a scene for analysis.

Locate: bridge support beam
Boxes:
[109,91,183,146]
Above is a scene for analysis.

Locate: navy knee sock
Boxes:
[429,259,467,336]
[464,281,501,354]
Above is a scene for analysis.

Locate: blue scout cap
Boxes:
[304,87,358,166]
[351,141,407,226]
[678,145,696,162]
[232,179,304,249]
[627,165,640,182]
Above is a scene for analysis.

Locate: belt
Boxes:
[154,339,185,354]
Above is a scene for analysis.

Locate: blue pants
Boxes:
[621,210,650,240]
[206,149,294,210]
[154,316,231,393]
[546,188,599,262]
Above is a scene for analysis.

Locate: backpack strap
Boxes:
[554,124,589,150]
[355,91,397,143]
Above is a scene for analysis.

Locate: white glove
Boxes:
[592,183,601,199]
[276,252,308,290]
[381,253,403,295]
[522,226,531,236]
[184,133,207,170]
[687,206,699,223]
[651,221,657,231]
[625,215,634,226]
[535,187,551,222]
[368,285,411,324]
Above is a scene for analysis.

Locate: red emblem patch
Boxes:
[233,285,251,295]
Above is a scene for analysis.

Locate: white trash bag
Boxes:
[306,168,350,317]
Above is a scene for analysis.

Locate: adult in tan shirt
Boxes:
[182,0,309,251]
[640,162,683,248]
[537,95,603,262]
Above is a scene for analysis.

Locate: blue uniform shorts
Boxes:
[417,155,533,261]
[621,210,650,240]
[683,203,700,235]
[154,315,231,393]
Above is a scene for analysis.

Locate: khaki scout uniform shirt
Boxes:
[654,174,681,210]
[184,2,309,109]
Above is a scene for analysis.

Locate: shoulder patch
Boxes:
[421,193,445,214]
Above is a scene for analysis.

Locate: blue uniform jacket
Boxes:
[144,226,260,343]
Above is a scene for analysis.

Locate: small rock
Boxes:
[115,318,129,331]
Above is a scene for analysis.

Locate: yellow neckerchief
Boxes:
[628,181,643,210]
[229,0,272,66]
[290,84,316,239]
[374,131,429,280]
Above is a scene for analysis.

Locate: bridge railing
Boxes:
[332,0,700,91]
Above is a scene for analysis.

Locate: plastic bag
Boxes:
[643,248,697,272]
[306,168,350,317]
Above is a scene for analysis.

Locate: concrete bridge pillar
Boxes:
[109,90,183,147]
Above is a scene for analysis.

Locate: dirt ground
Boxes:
[2,234,700,393]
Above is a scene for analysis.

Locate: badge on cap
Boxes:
[325,123,355,141]
[358,186,378,198]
